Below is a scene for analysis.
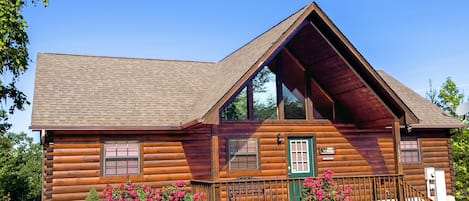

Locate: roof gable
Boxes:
[33,3,457,130]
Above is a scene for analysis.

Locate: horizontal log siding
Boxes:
[217,122,395,180]
[48,129,212,201]
[402,129,454,196]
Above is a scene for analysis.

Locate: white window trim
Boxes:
[290,139,310,174]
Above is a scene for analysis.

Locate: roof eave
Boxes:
[410,123,465,129]
[30,125,184,131]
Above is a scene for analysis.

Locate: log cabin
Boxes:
[31,2,463,201]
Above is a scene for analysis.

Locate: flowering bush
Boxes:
[302,170,352,201]
[102,177,204,201]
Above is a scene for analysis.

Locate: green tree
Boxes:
[85,188,99,201]
[0,0,47,133]
[432,77,468,200]
[0,132,42,200]
[437,77,464,117]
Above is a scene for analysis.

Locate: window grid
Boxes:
[229,138,259,170]
[290,139,310,173]
[104,141,140,176]
[400,139,420,163]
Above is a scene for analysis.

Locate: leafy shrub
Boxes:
[85,188,99,201]
[302,170,352,201]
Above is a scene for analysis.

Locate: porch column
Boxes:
[211,125,220,181]
[392,119,403,175]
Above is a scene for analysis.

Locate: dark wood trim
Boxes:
[211,125,220,181]
[247,81,254,120]
[220,119,332,125]
[305,70,314,120]
[276,57,285,120]
[392,119,403,174]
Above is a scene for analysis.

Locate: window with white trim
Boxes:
[103,141,140,176]
[400,138,420,163]
[228,138,259,170]
[290,139,310,173]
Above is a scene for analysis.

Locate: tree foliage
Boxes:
[428,77,468,200]
[437,77,464,117]
[0,0,47,133]
[0,132,42,200]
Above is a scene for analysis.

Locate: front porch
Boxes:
[191,174,431,201]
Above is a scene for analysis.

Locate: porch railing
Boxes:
[191,174,432,201]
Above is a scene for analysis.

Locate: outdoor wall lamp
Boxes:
[277,133,283,144]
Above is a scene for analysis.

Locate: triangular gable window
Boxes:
[221,52,334,121]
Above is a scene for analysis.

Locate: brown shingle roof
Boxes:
[32,54,216,128]
[378,71,463,128]
[31,3,461,130]
[31,4,313,129]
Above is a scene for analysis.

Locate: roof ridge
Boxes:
[39,52,217,64]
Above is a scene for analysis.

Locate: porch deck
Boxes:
[191,174,431,201]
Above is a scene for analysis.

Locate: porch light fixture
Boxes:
[405,124,412,134]
[277,133,282,144]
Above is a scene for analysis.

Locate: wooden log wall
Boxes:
[217,122,396,180]
[401,129,454,196]
[46,129,212,201]
[43,124,454,200]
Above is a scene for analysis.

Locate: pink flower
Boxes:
[315,181,321,188]
[346,186,352,194]
[324,169,334,180]
[175,180,185,187]
[317,189,324,200]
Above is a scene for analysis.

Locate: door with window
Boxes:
[288,137,315,201]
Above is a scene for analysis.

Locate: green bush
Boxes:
[85,188,99,201]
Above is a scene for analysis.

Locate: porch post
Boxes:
[392,119,403,175]
[392,119,404,201]
[211,125,220,181]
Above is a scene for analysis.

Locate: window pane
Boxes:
[400,139,420,163]
[229,138,258,170]
[221,87,248,120]
[290,139,310,173]
[283,84,306,119]
[104,141,140,176]
[253,66,278,120]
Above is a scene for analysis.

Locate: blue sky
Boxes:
[12,1,469,141]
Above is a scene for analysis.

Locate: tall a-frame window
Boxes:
[221,53,310,121]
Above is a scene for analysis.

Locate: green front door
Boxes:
[288,137,315,201]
